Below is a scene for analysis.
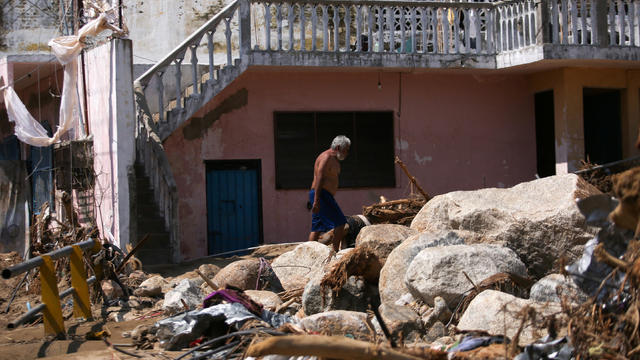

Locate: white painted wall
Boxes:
[83,39,135,249]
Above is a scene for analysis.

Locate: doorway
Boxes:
[206,160,263,255]
[583,88,622,165]
[534,91,556,177]
[30,121,53,214]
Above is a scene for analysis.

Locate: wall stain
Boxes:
[183,88,248,140]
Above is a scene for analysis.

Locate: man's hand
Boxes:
[312,201,320,214]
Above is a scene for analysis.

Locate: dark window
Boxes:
[274,111,395,189]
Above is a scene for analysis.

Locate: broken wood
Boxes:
[195,269,219,291]
[395,156,430,200]
[115,234,151,273]
[246,335,437,360]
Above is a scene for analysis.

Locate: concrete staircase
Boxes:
[133,163,172,265]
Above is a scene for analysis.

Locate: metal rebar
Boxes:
[7,276,96,329]
[2,238,97,279]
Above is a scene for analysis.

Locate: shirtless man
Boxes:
[308,135,351,252]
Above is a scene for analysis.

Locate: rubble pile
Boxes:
[6,170,640,359]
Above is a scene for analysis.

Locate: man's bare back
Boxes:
[311,148,341,196]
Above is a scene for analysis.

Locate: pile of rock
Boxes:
[116,173,602,356]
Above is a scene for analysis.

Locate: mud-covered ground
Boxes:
[0,243,298,359]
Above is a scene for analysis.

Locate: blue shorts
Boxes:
[309,189,347,233]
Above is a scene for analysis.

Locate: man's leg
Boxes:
[332,224,345,252]
[308,231,321,242]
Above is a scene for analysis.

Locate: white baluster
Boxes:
[288,3,294,51]
[322,5,329,51]
[464,8,470,53]
[300,4,306,51]
[609,0,616,45]
[174,57,183,110]
[276,3,283,51]
[356,5,362,51]
[443,7,449,53]
[388,6,394,52]
[345,6,351,52]
[333,5,340,51]
[619,0,626,45]
[552,0,559,43]
[156,72,164,123]
[265,3,272,51]
[207,31,215,79]
[312,4,317,51]
[411,7,417,54]
[632,0,637,46]
[190,44,199,96]
[422,7,428,53]
[376,6,382,52]
[225,18,233,65]
[400,7,406,53]
[433,8,440,53]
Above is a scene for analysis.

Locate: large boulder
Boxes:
[529,273,589,304]
[134,275,167,297]
[379,231,466,305]
[302,273,374,315]
[355,224,417,266]
[378,303,423,342]
[212,259,261,290]
[163,279,203,315]
[299,310,382,341]
[457,290,564,346]
[410,174,600,277]
[405,244,527,306]
[272,242,333,291]
[245,290,282,311]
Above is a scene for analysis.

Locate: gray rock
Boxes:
[530,273,589,304]
[426,321,447,342]
[163,279,203,315]
[198,263,221,278]
[422,296,452,328]
[134,275,167,297]
[272,242,333,291]
[299,310,382,341]
[410,174,600,277]
[379,231,466,305]
[212,258,261,290]
[378,303,423,342]
[405,244,527,306]
[245,290,282,310]
[302,273,373,315]
[355,224,417,266]
[101,280,124,300]
[457,290,563,346]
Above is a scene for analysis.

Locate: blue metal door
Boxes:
[206,161,261,255]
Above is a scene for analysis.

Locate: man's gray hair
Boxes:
[331,135,351,150]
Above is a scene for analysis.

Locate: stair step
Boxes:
[137,249,172,266]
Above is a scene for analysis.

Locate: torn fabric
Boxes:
[1,14,109,147]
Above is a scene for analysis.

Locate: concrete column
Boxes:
[112,39,136,251]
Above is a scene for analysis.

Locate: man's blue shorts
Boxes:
[309,189,347,233]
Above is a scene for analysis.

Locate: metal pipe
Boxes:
[7,276,96,329]
[2,239,97,279]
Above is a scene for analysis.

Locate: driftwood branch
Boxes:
[246,335,432,360]
[195,269,219,291]
[395,157,430,200]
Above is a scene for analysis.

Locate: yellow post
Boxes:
[39,255,65,336]
[70,245,92,320]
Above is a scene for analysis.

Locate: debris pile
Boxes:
[7,168,640,359]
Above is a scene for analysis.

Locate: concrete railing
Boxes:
[133,87,180,264]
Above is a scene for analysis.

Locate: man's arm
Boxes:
[312,155,328,214]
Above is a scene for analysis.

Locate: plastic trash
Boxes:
[448,334,508,352]
[514,336,573,360]
[566,195,632,302]
[152,302,295,350]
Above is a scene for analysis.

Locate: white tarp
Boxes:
[1,14,109,147]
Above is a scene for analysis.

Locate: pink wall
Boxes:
[164,70,537,261]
